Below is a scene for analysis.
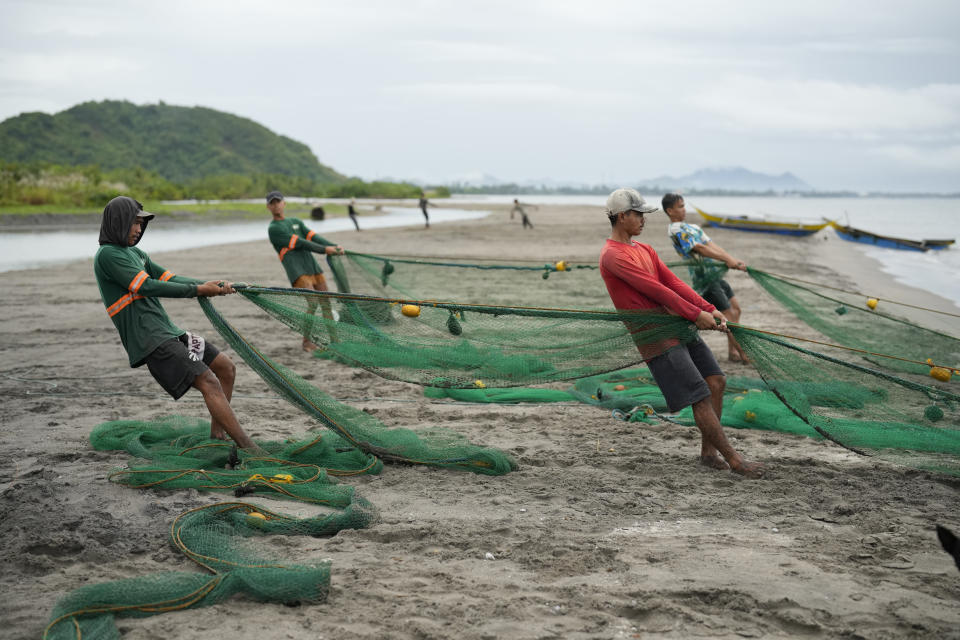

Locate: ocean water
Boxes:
[0,206,487,273]
[3,196,957,312]
[454,194,960,310]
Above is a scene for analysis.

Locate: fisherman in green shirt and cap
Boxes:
[266,190,345,351]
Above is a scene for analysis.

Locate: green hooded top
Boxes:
[93,196,203,367]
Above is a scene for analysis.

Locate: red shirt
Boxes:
[599,239,716,358]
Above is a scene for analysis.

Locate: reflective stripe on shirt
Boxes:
[106,292,145,318]
[128,270,149,293]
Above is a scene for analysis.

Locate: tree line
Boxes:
[0,161,448,208]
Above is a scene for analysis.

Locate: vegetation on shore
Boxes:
[0,162,449,212]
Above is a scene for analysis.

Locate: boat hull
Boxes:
[829,222,955,252]
[694,207,828,236]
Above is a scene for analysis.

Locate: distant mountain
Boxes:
[0,100,344,183]
[640,167,813,192]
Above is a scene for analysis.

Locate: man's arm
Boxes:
[604,251,709,322]
[691,241,746,270]
[100,249,198,298]
[143,254,204,286]
[297,236,344,255]
[142,255,235,296]
[270,225,344,256]
[652,252,717,313]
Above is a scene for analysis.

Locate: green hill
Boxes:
[0,100,344,183]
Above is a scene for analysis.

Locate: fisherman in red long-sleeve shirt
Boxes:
[599,188,765,479]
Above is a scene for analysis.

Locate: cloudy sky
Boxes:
[2,0,958,191]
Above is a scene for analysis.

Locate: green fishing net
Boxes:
[48,250,959,638]
[748,267,960,376]
[46,416,378,640]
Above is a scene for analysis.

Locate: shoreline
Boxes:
[2,201,958,639]
[809,232,960,333]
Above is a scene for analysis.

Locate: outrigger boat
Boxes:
[828,221,956,252]
[693,207,830,237]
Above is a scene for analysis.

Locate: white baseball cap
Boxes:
[605,188,659,217]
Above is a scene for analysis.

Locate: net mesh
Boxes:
[326,251,728,307]
[728,326,960,474]
[747,268,960,376]
[46,418,378,640]
[239,285,702,388]
[48,251,960,637]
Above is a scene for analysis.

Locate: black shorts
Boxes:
[144,333,221,400]
[646,338,723,413]
[701,279,735,312]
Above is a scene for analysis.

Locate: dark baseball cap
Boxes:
[266,191,284,203]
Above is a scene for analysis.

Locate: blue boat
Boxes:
[829,222,955,252]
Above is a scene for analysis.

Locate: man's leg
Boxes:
[302,292,320,352]
[311,279,337,344]
[698,374,729,469]
[293,274,329,351]
[722,298,749,362]
[207,353,235,439]
[691,397,764,478]
[193,368,258,450]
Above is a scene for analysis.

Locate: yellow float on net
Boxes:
[248,512,267,521]
[474,379,486,389]
[930,367,952,383]
[866,298,878,310]
[555,260,568,272]
[401,304,421,317]
[744,411,757,422]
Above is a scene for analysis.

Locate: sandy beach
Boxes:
[2,202,959,639]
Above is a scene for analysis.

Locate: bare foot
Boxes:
[302,340,319,352]
[699,455,730,470]
[730,460,766,479]
[210,428,227,440]
[240,445,271,458]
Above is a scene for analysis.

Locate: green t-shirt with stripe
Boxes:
[94,244,202,367]
[267,217,334,284]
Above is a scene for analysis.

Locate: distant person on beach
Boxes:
[599,188,764,478]
[663,193,749,363]
[510,198,536,229]
[347,198,361,231]
[418,194,434,228]
[266,190,345,351]
[94,195,261,452]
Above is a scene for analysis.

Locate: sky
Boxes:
[1,0,959,192]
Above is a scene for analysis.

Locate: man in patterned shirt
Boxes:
[266,191,345,351]
[663,193,749,363]
[94,195,261,451]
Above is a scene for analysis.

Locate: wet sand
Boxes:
[1,203,959,639]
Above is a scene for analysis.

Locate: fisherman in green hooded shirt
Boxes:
[94,195,259,451]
